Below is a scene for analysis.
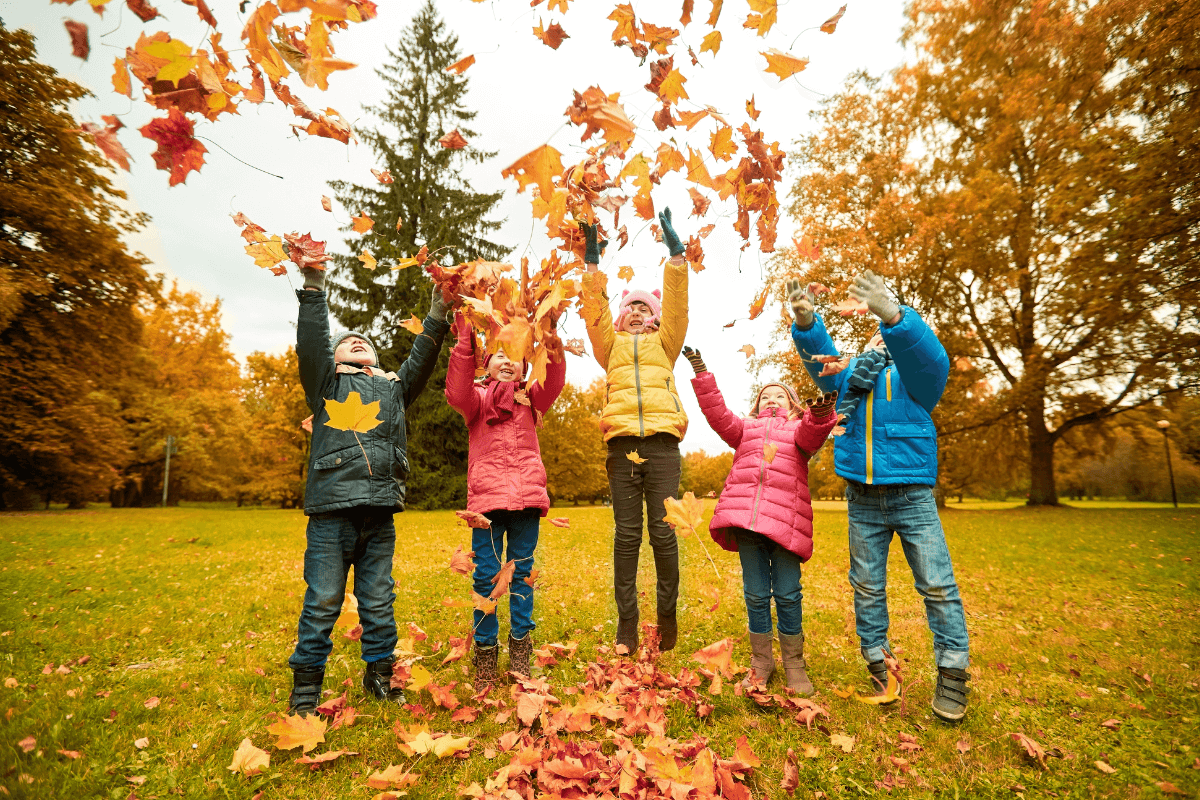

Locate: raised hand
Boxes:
[580,222,607,265]
[849,270,901,324]
[658,207,685,258]
[428,284,449,322]
[682,345,707,375]
[786,278,816,328]
[808,391,839,419]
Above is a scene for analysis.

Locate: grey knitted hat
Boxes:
[330,330,378,365]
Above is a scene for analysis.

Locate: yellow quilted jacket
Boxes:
[581,260,689,442]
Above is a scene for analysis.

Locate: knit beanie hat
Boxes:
[330,330,378,365]
[614,288,663,332]
[750,382,802,416]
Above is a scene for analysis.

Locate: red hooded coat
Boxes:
[691,371,836,561]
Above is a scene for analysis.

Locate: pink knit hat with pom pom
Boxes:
[614,288,662,332]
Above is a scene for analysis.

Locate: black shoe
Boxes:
[932,667,970,721]
[866,660,899,704]
[363,657,405,704]
[508,634,533,680]
[657,614,677,652]
[288,667,324,717]
[615,616,639,655]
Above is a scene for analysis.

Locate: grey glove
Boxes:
[850,270,900,323]
[428,284,449,322]
[785,278,815,329]
[300,265,326,291]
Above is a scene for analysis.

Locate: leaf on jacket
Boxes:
[448,544,476,575]
[626,450,647,465]
[323,392,383,434]
[821,4,848,34]
[266,714,326,753]
[549,517,570,528]
[763,442,778,463]
[445,54,475,74]
[738,344,755,357]
[351,213,374,233]
[400,315,425,335]
[439,129,468,149]
[489,559,517,600]
[227,737,269,776]
[663,492,704,537]
[455,510,492,530]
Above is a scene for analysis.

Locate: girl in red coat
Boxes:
[683,346,837,694]
[445,313,566,684]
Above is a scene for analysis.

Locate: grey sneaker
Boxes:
[932,668,969,721]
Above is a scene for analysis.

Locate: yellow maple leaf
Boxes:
[707,0,724,26]
[227,738,270,776]
[685,147,714,189]
[432,734,473,758]
[608,3,637,43]
[324,392,383,434]
[620,152,653,198]
[626,450,647,465]
[744,0,777,36]
[738,344,756,357]
[663,492,705,536]
[709,125,737,162]
[144,38,196,87]
[699,30,722,55]
[763,442,778,463]
[617,265,635,281]
[399,315,424,334]
[501,144,564,201]
[111,57,132,97]
[692,637,735,677]
[656,68,689,105]
[655,143,685,175]
[244,237,288,272]
[761,49,810,81]
[407,664,432,693]
[351,213,374,234]
[357,249,377,270]
[266,714,327,753]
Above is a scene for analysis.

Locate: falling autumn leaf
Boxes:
[501,144,564,201]
[399,315,424,335]
[831,298,871,316]
[617,265,635,281]
[761,49,810,80]
[744,0,778,35]
[267,714,327,753]
[821,4,848,33]
[442,636,470,665]
[372,168,393,184]
[283,232,331,270]
[793,233,822,261]
[321,195,332,212]
[699,30,721,55]
[533,19,570,49]
[563,339,586,356]
[139,108,207,186]
[125,0,159,22]
[351,213,374,234]
[57,749,82,759]
[746,95,761,120]
[227,738,269,776]
[692,638,734,677]
[79,115,131,171]
[663,493,705,537]
[439,129,468,149]
[748,286,769,320]
[738,344,756,357]
[64,20,89,60]
[448,544,476,575]
[181,0,217,27]
[472,591,498,616]
[446,54,476,74]
[324,392,383,434]
[358,249,377,270]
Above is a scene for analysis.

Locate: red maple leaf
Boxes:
[79,115,131,171]
[283,232,332,270]
[63,20,89,60]
[139,108,207,186]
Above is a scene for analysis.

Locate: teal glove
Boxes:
[658,207,685,257]
[581,222,606,265]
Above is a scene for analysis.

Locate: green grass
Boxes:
[1,504,1197,798]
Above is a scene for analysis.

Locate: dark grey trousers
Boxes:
[605,433,682,621]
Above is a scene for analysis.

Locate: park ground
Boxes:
[0,502,1197,798]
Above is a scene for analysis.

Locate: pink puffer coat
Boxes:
[445,317,566,517]
[691,371,837,561]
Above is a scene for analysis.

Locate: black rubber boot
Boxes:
[657,614,678,652]
[288,667,324,717]
[615,616,639,655]
[932,667,970,722]
[508,634,533,680]
[362,657,405,705]
[473,644,499,686]
[866,660,899,704]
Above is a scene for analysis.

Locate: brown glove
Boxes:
[808,391,838,419]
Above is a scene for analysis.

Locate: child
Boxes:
[683,346,837,693]
[787,270,970,721]
[444,311,566,683]
[580,209,690,654]
[287,262,450,716]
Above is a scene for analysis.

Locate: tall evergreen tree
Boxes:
[326,1,509,508]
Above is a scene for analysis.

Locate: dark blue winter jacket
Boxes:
[297,289,449,514]
[791,306,949,486]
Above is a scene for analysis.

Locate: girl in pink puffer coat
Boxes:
[682,346,837,695]
[445,312,566,685]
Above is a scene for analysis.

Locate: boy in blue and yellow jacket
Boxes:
[788,270,970,722]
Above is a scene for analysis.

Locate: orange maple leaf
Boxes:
[445,54,475,74]
[371,168,393,184]
[266,714,326,753]
[692,638,735,677]
[617,265,635,281]
[79,115,131,171]
[761,49,810,80]
[448,544,475,575]
[399,315,424,334]
[489,559,517,600]
[748,285,769,320]
[533,19,570,49]
[626,450,647,465]
[700,30,721,55]
[351,213,374,233]
[821,4,848,33]
[501,144,564,200]
[455,510,492,529]
[709,125,737,162]
[738,344,756,357]
[746,95,761,120]
[763,442,778,463]
[439,129,468,149]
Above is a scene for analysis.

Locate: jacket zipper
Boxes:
[633,334,645,437]
[748,410,776,529]
[666,376,680,411]
[886,368,892,402]
[865,387,876,484]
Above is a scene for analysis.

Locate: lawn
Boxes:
[1,503,1197,799]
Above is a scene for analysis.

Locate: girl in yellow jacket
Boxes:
[580,208,689,656]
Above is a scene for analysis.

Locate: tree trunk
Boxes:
[1027,425,1059,506]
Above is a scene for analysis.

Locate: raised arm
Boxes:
[878,306,950,412]
[528,352,567,414]
[444,312,482,423]
[656,208,689,363]
[580,270,616,371]
[790,313,848,397]
[683,348,745,449]
[397,286,451,409]
[296,289,336,414]
[794,391,839,457]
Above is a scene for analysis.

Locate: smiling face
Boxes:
[758,385,791,413]
[621,300,652,333]
[487,351,525,382]
[334,336,375,366]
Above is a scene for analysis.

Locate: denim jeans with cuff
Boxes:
[289,506,398,670]
[845,481,969,669]
[472,508,540,647]
[734,528,804,636]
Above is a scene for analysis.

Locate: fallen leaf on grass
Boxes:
[692,639,734,677]
[143,696,160,709]
[780,747,799,794]
[1100,718,1121,731]
[831,733,855,753]
[267,713,327,753]
[549,517,570,528]
[442,636,470,665]
[367,763,421,790]
[898,732,921,752]
[1094,760,1117,774]
[227,738,269,776]
[343,624,362,641]
[1009,732,1048,769]
[296,749,356,770]
[134,737,149,749]
[1157,782,1186,795]
[801,742,820,758]
[406,664,432,693]
[57,749,82,759]
[18,736,35,753]
[956,739,971,754]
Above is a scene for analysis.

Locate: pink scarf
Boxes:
[481,379,518,426]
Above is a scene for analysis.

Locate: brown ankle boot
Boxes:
[615,616,639,655]
[778,633,813,695]
[740,631,775,689]
[472,643,498,686]
[656,613,677,652]
[508,634,532,680]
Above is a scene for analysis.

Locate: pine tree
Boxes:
[326,1,509,508]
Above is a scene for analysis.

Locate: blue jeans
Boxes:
[472,508,540,647]
[736,529,804,636]
[845,481,970,669]
[289,507,398,670]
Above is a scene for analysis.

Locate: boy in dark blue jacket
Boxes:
[788,271,970,722]
[287,261,449,716]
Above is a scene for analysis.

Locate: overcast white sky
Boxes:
[9,0,908,454]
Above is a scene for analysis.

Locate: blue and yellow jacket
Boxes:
[791,306,948,486]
